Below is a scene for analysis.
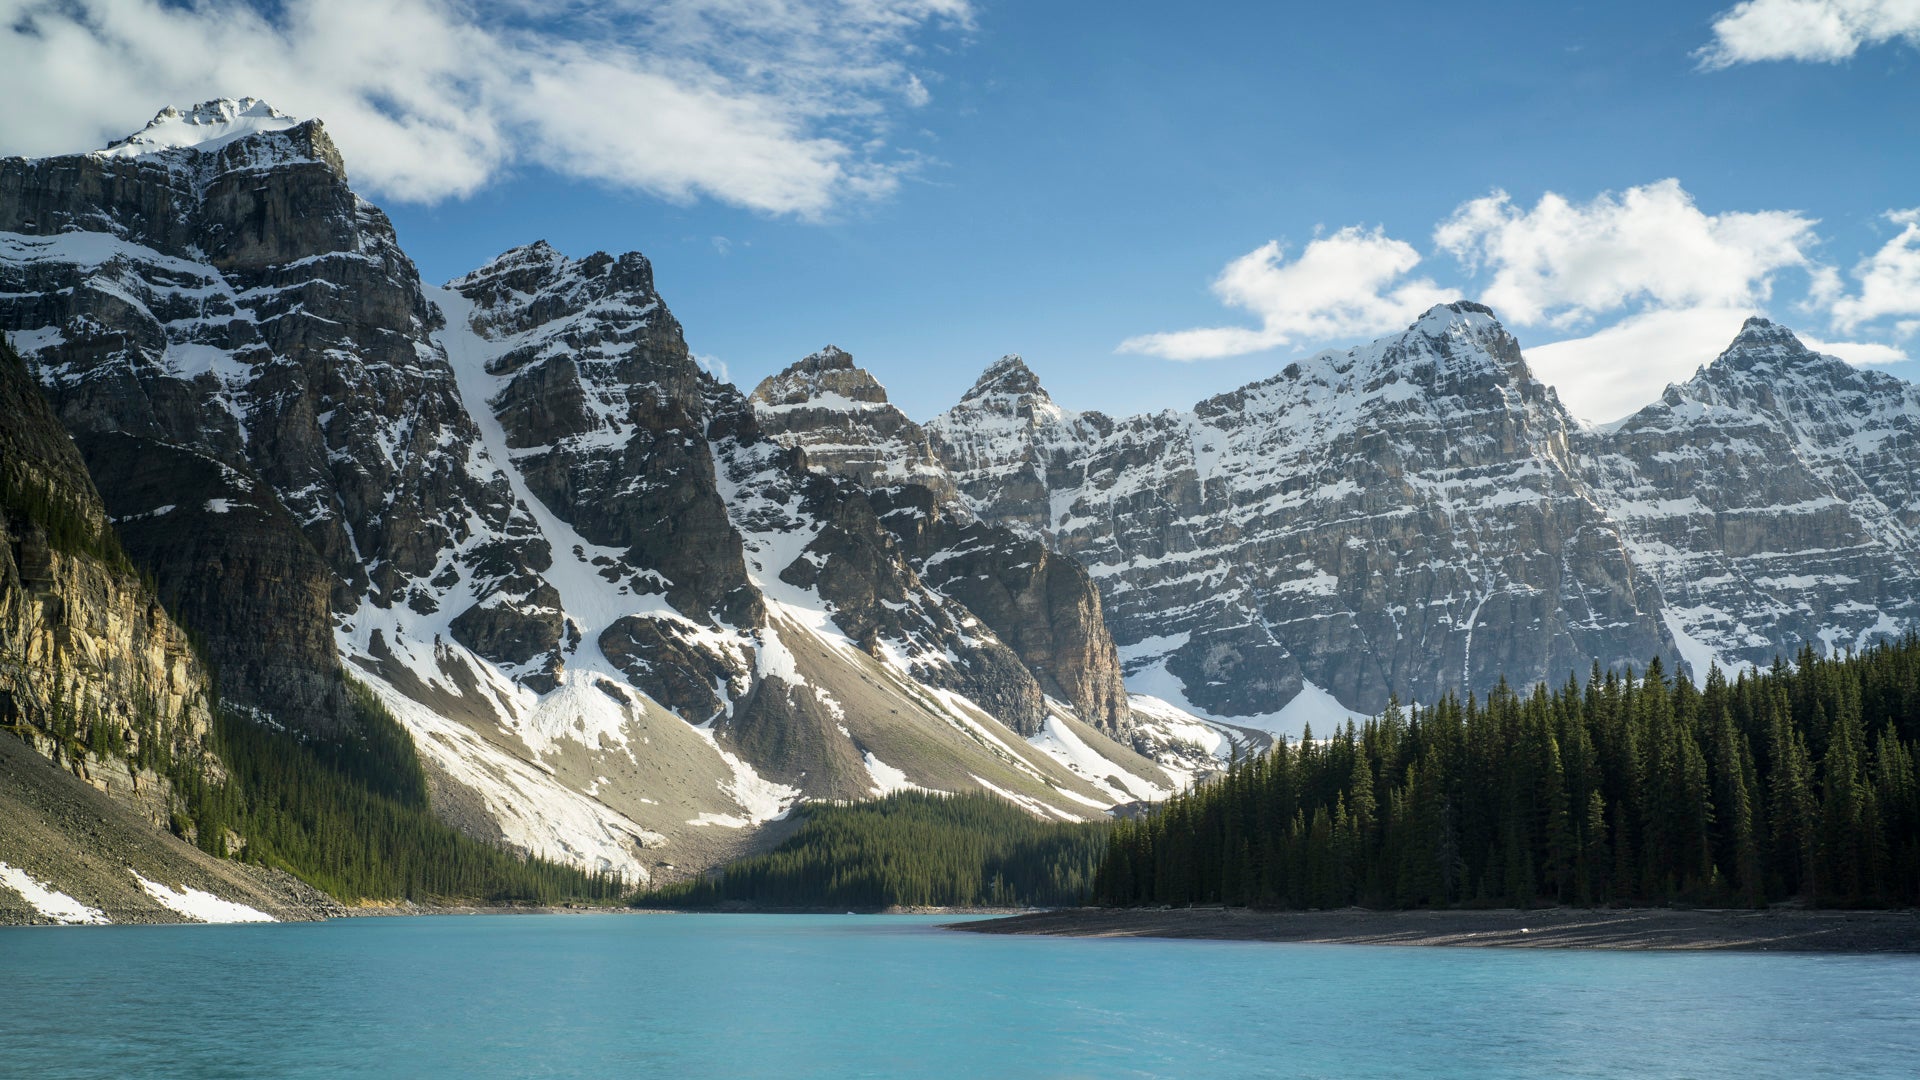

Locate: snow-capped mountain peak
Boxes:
[960,354,1052,405]
[96,97,303,158]
[1708,316,1826,373]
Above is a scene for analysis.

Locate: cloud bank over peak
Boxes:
[0,0,971,214]
[1119,178,1914,424]
[1433,180,1819,328]
[1116,227,1456,362]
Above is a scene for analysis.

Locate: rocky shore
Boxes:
[954,905,1920,952]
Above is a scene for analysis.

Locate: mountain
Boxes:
[0,101,1174,886]
[755,309,1920,735]
[6,99,1918,891]
[1581,317,1920,673]
[771,305,1673,724]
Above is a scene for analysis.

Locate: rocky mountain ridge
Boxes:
[756,308,1920,732]
[1,101,1176,884]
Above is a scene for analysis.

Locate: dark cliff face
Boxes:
[1581,318,1920,671]
[0,107,551,734]
[869,485,1133,738]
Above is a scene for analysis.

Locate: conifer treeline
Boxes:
[194,686,626,904]
[1097,642,1920,909]
[639,791,1107,909]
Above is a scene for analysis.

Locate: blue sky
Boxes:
[6,0,1919,422]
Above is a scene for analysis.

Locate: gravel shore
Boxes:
[954,905,1920,952]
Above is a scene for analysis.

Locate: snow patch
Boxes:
[0,862,109,925]
[1126,658,1366,741]
[96,98,301,158]
[1026,712,1168,803]
[130,872,274,923]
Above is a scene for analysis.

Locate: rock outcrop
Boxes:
[0,340,218,832]
[749,346,956,503]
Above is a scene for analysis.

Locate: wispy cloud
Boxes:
[1117,228,1455,361]
[0,0,970,214]
[1696,0,1920,67]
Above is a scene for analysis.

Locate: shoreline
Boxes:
[952,905,1920,953]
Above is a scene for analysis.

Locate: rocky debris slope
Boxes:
[2,100,1174,881]
[0,340,219,836]
[0,731,338,924]
[1581,318,1920,672]
[916,304,1672,724]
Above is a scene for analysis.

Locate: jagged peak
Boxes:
[95,97,306,159]
[1406,299,1506,340]
[794,345,855,372]
[461,240,568,278]
[1283,299,1520,385]
[1690,315,1879,389]
[1713,316,1816,370]
[451,241,655,299]
[750,346,891,408]
[959,354,1050,404]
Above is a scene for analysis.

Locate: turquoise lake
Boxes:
[2,914,1917,1078]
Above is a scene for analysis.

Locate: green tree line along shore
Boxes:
[637,790,1108,909]
[1098,641,1920,910]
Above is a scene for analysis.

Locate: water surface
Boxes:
[2,914,1916,1078]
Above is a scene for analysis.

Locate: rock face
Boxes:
[0,99,532,733]
[749,347,956,503]
[868,484,1133,738]
[0,340,218,832]
[2,101,1173,880]
[747,349,1133,738]
[1581,318,1920,671]
[925,356,1115,538]
[915,304,1672,720]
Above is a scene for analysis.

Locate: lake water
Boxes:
[2,914,1917,1079]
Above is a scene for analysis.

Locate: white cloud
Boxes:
[1828,210,1920,332]
[1434,180,1819,328]
[1116,227,1456,361]
[1800,334,1911,364]
[0,0,969,213]
[1697,0,1920,67]
[1525,307,1756,424]
[1527,306,1911,426]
